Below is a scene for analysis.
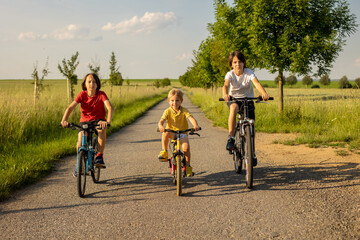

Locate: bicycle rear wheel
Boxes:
[77,150,87,197]
[176,155,182,196]
[244,125,254,189]
[233,128,242,174]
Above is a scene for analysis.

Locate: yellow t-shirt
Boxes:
[161,106,191,131]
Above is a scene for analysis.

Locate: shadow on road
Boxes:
[87,161,359,198]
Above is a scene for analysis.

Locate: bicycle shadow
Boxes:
[86,162,359,198]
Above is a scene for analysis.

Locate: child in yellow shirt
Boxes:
[158,88,200,176]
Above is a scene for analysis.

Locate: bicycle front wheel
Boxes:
[233,128,242,174]
[91,166,100,183]
[176,155,182,196]
[244,125,254,189]
[77,150,87,197]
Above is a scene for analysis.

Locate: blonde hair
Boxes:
[168,88,184,102]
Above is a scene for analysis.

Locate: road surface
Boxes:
[0,96,359,239]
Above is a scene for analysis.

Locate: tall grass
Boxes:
[186,87,360,151]
[0,80,169,200]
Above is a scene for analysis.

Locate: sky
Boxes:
[0,0,359,80]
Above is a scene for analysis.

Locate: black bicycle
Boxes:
[62,122,110,197]
[219,96,273,189]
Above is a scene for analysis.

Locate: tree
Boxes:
[109,52,123,97]
[161,78,171,87]
[339,75,352,88]
[275,75,286,85]
[286,75,298,87]
[32,58,49,106]
[58,51,79,104]
[209,0,357,112]
[88,63,100,75]
[302,75,313,88]
[319,74,331,85]
[354,77,360,89]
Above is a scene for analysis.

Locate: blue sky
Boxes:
[0,0,359,80]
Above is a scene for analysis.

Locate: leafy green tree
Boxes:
[32,58,49,106]
[154,79,160,88]
[161,78,171,87]
[109,52,123,97]
[275,75,286,85]
[319,74,331,85]
[208,0,357,112]
[58,51,79,104]
[286,75,298,87]
[339,75,352,88]
[302,75,313,88]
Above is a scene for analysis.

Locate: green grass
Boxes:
[186,87,360,155]
[0,79,169,200]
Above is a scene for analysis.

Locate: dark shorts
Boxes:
[227,101,255,120]
[78,119,105,135]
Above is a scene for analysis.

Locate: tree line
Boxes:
[180,0,357,112]
[32,51,123,105]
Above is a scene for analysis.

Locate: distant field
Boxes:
[258,80,352,89]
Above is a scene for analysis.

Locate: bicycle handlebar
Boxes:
[59,122,111,130]
[219,96,274,102]
[156,128,201,135]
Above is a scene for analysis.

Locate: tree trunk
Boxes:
[34,75,38,106]
[67,77,71,105]
[278,71,284,113]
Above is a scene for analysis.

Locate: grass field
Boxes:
[0,79,173,200]
[186,86,360,153]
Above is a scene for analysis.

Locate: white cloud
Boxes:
[354,58,360,67]
[176,53,192,61]
[52,24,90,40]
[102,11,178,34]
[18,32,47,41]
[18,24,101,41]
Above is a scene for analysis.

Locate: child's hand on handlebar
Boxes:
[193,125,201,131]
[61,120,69,128]
[223,94,231,101]
[158,125,165,133]
[98,120,108,129]
[261,93,269,101]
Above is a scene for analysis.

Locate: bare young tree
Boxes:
[32,58,49,106]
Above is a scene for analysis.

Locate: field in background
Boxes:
[0,79,173,200]
[186,87,360,154]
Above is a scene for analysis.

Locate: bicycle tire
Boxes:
[77,150,87,197]
[233,128,242,174]
[244,125,254,189]
[91,166,100,183]
[176,155,182,196]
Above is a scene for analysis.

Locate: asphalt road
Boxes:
[0,96,359,239]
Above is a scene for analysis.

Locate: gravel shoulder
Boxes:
[0,95,359,239]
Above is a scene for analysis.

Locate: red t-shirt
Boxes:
[75,91,109,122]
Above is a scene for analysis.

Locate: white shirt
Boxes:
[225,68,256,98]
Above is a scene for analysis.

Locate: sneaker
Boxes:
[253,153,258,167]
[94,155,106,168]
[158,150,168,162]
[186,165,194,177]
[226,137,235,151]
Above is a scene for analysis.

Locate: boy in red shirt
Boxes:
[61,73,113,169]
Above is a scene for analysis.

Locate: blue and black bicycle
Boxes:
[62,122,109,197]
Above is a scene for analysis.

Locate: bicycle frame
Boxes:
[76,129,96,174]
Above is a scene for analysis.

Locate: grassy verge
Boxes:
[186,87,360,154]
[0,91,168,201]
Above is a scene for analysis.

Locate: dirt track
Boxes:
[0,96,359,239]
